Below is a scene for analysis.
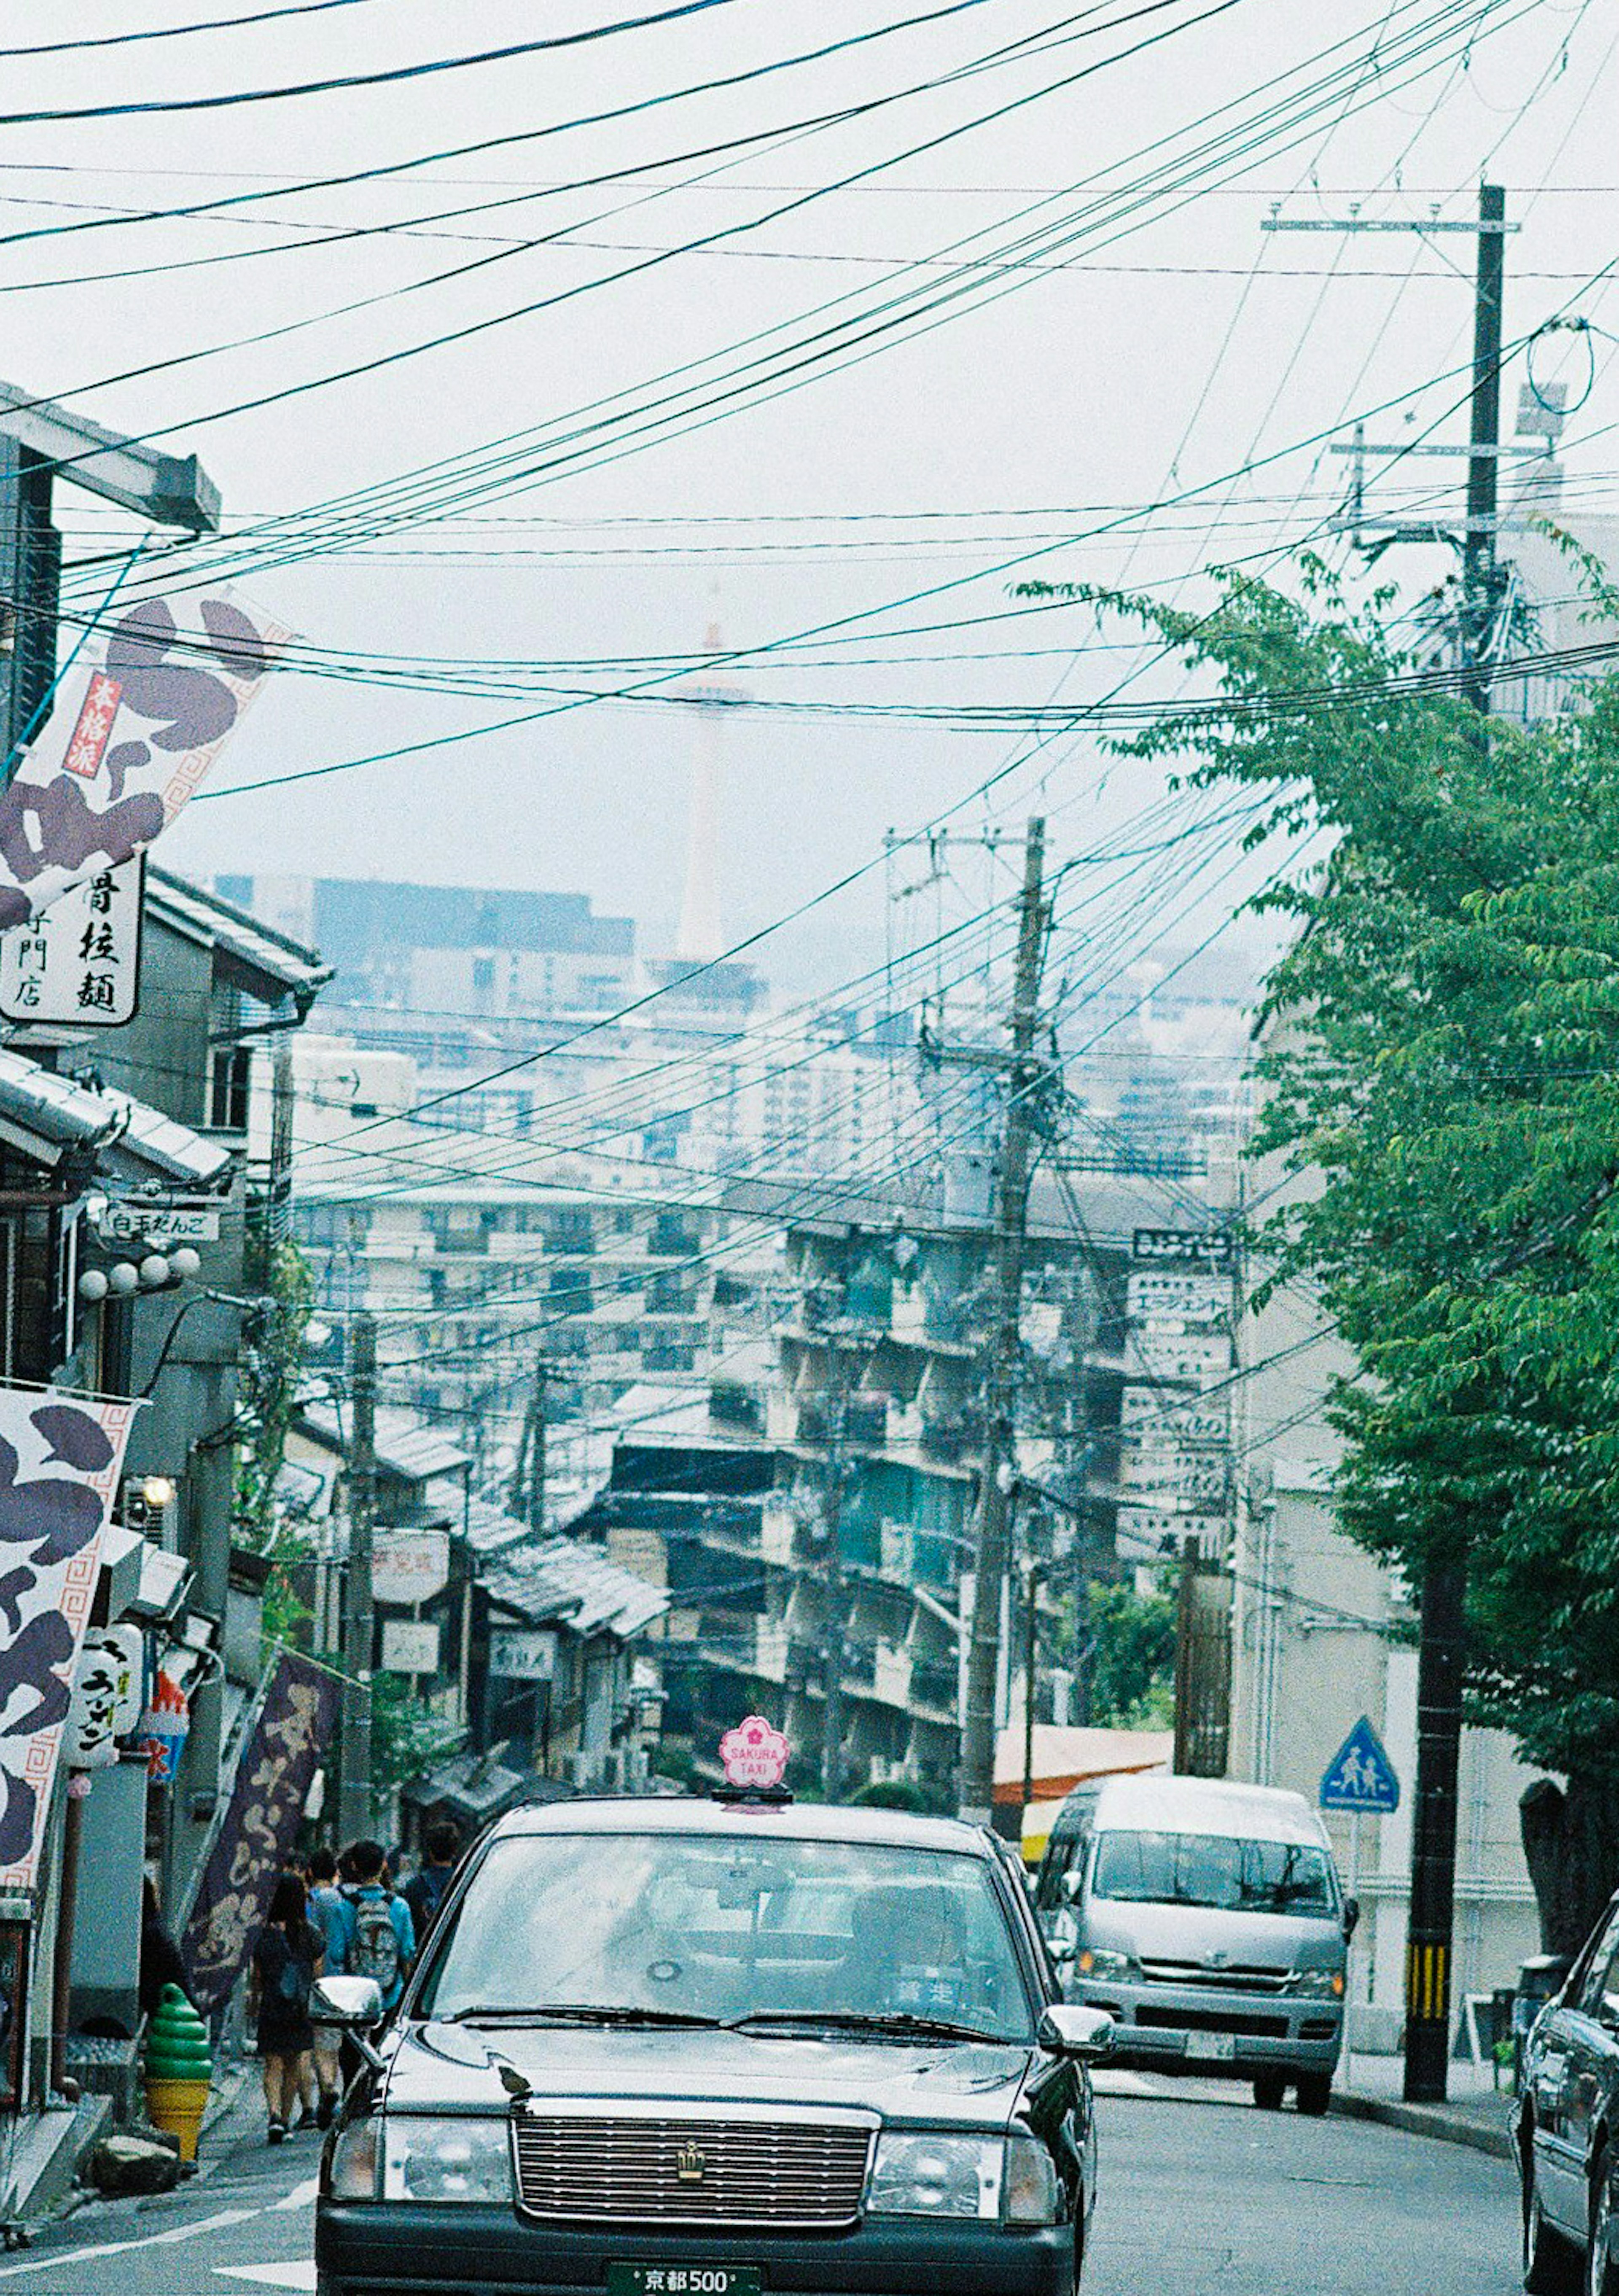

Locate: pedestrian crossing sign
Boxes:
[1319,1715,1400,1814]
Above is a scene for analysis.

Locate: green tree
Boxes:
[1024,550,1619,1953]
[234,1235,318,1650]
[1081,1578,1176,1728]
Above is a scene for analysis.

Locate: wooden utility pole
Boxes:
[1022,1561,1042,1818]
[960,818,1047,1825]
[338,1309,377,1839]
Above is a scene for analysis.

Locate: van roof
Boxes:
[1090,1773,1331,1849]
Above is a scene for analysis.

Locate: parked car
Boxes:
[1518,1893,1619,2293]
[1032,1783,1106,1979]
[1060,1773,1356,2114]
[315,1794,1114,2296]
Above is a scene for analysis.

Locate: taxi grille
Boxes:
[512,2113,874,2227]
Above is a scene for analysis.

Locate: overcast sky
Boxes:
[7,0,1616,993]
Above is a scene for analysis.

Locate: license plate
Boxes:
[1184,2032,1237,2062]
[608,2269,762,2296]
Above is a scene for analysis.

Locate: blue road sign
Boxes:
[1320,1716,1400,1814]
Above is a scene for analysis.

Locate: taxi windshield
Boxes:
[1089,1829,1335,1916]
[415,1832,1034,2041]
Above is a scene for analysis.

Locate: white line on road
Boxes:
[215,2267,317,2290]
[271,2180,320,2213]
[0,2207,262,2279]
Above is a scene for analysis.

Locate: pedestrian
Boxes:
[248,1872,325,2144]
[401,1820,462,1947]
[138,1875,188,2020]
[342,1839,415,2013]
[305,1846,350,2127]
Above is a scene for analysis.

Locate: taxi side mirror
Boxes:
[1038,2004,1115,2060]
[312,1975,385,2029]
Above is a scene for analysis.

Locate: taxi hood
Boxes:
[386,2019,1035,2132]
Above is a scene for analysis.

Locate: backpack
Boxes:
[349,1893,403,1992]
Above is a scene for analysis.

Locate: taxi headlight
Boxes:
[868,2131,1002,2218]
[380,2116,513,2204]
[1286,1970,1345,2000]
[1075,1949,1140,1982]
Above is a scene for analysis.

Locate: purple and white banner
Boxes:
[0,588,291,932]
[0,1389,137,1889]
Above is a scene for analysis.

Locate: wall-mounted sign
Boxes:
[96,1200,220,1247]
[373,1529,451,1607]
[380,1619,440,1677]
[0,855,144,1026]
[488,1627,557,1682]
[1132,1228,1234,1268]
[67,1624,144,1771]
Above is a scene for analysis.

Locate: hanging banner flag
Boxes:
[181,1651,339,2013]
[0,1389,138,1890]
[0,588,292,932]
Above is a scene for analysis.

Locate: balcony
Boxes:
[909,1657,958,1717]
[753,1619,789,1682]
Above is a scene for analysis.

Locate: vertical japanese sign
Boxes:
[0,589,291,931]
[181,1652,339,2013]
[0,1389,137,1890]
[0,855,143,1024]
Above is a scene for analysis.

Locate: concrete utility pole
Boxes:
[1269,180,1512,2109]
[960,818,1047,1826]
[1403,180,1507,2109]
[818,1367,852,1806]
[513,1355,547,1535]
[338,1310,378,1840]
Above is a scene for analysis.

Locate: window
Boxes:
[210,1045,251,1131]
[417,1833,1033,2039]
[1089,1830,1335,1917]
[1577,1911,1619,2021]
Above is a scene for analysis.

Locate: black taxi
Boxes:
[314,1790,1111,2296]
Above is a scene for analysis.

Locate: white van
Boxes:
[1057,1774,1356,2115]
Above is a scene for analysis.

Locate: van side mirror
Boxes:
[1038,2004,1115,2060]
[1342,1897,1360,1941]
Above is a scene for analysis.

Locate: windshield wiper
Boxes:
[436,2004,726,2029]
[726,2010,995,2043]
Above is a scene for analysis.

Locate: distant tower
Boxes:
[675,621,744,964]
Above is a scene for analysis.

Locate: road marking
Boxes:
[215,2267,317,2291]
[0,2207,261,2279]
[1092,2070,1155,2094]
[271,2180,320,2213]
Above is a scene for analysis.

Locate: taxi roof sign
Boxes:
[719,1715,790,1793]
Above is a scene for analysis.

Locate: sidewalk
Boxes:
[1332,2051,1517,2159]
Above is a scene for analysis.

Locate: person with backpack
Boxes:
[247,1871,325,2144]
[401,1821,462,1948]
[342,1838,415,2013]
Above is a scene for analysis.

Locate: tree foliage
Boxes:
[1081,1577,1177,1728]
[1024,550,1619,1947]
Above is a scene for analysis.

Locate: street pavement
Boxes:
[5,2068,1520,2296]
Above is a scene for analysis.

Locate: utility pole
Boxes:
[818,1377,850,1805]
[1021,1560,1042,1819]
[960,818,1047,1825]
[1269,180,1511,2109]
[338,1310,378,1840]
[1403,180,1506,2108]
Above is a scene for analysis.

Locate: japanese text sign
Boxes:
[0,1389,137,1888]
[0,856,144,1025]
[0,589,290,931]
[181,1651,339,2012]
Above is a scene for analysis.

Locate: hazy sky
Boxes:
[8,0,1616,993]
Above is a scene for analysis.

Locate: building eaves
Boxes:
[96,1087,234,1191]
[147,866,333,1011]
[480,1531,667,1642]
[0,1047,124,1162]
[296,1401,470,1485]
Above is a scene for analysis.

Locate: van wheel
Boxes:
[1252,2073,1286,2110]
[1295,2073,1332,2117]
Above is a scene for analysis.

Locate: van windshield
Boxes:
[1089,1830,1335,1916]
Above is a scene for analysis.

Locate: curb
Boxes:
[1330,2086,1514,2160]
[201,2064,251,2137]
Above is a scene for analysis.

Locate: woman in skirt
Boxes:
[248,1870,326,2142]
